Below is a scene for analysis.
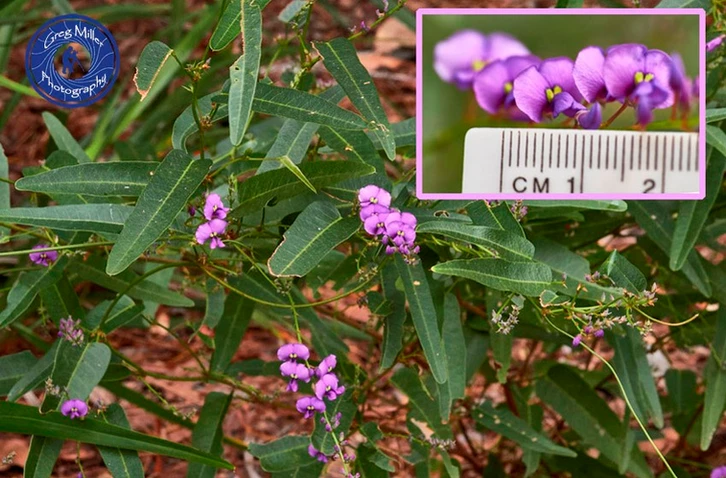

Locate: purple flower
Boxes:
[315,355,337,378]
[308,444,329,463]
[707,34,725,53]
[61,399,88,419]
[363,211,390,237]
[384,211,417,247]
[513,57,585,122]
[195,219,227,249]
[572,334,582,347]
[188,205,196,217]
[434,30,530,89]
[296,396,326,418]
[29,244,58,267]
[277,343,310,362]
[712,466,726,478]
[280,361,312,392]
[669,53,693,113]
[573,46,610,103]
[575,102,602,130]
[58,317,84,346]
[603,44,673,124]
[315,373,346,401]
[358,185,391,218]
[203,193,229,221]
[473,55,540,115]
[594,329,605,339]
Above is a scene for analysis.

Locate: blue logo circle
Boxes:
[25,14,119,108]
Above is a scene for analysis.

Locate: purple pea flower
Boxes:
[203,193,228,221]
[277,343,310,362]
[280,361,312,392]
[434,30,530,89]
[572,334,582,347]
[513,57,585,122]
[712,466,726,478]
[384,211,417,247]
[61,399,88,419]
[473,55,540,116]
[363,211,390,237]
[315,355,337,379]
[575,102,602,130]
[296,396,326,418]
[603,44,673,125]
[308,444,329,463]
[315,373,346,401]
[358,185,391,221]
[195,219,227,249]
[707,34,725,53]
[594,329,605,339]
[58,317,84,346]
[573,46,610,103]
[29,244,58,267]
[669,53,693,113]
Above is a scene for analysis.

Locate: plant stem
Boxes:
[601,103,629,129]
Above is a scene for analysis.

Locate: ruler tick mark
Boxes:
[540,132,545,173]
[517,131,521,168]
[557,135,561,168]
[645,135,651,170]
[597,135,602,169]
[622,135,627,182]
[605,135,610,169]
[524,131,529,168]
[500,130,505,192]
[533,132,538,171]
[630,135,634,171]
[670,135,675,171]
[508,130,513,168]
[580,135,585,192]
[565,134,569,169]
[549,133,553,169]
[638,135,643,170]
[661,136,666,193]
[654,135,659,171]
[679,135,683,171]
[686,135,692,171]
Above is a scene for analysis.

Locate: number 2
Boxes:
[643,179,656,193]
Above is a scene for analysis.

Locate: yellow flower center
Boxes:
[503,82,513,93]
[472,59,487,72]
[370,197,378,204]
[545,86,563,102]
[634,71,654,84]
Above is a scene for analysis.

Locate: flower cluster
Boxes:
[195,193,228,249]
[29,244,58,267]
[491,302,520,335]
[58,317,84,346]
[358,185,419,259]
[60,399,88,419]
[707,34,725,53]
[435,30,698,127]
[571,323,605,348]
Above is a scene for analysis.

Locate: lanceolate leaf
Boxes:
[7,341,59,401]
[98,404,145,478]
[473,401,576,457]
[39,274,85,324]
[253,83,367,130]
[600,250,646,294]
[134,41,173,101]
[210,0,241,51]
[249,436,314,472]
[0,351,37,396]
[395,255,448,384]
[210,291,254,373]
[390,367,451,438]
[42,112,91,163]
[228,0,262,146]
[15,162,158,197]
[107,150,211,275]
[706,108,726,123]
[432,259,552,297]
[0,402,234,469]
[0,256,67,327]
[268,201,360,277]
[416,221,535,261]
[187,392,233,478]
[0,204,132,234]
[438,293,467,420]
[701,307,726,450]
[318,126,386,173]
[670,147,726,271]
[25,436,63,478]
[316,38,395,159]
[233,161,374,216]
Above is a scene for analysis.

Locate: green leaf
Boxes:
[233,161,374,216]
[15,162,158,197]
[466,201,524,237]
[229,1,262,145]
[210,291,254,373]
[701,306,726,450]
[490,330,512,384]
[202,279,225,330]
[0,257,67,327]
[134,41,174,101]
[523,200,627,212]
[379,262,406,370]
[210,0,240,50]
[75,259,193,307]
[706,108,726,123]
[187,392,233,478]
[438,293,467,420]
[395,255,448,384]
[0,351,37,396]
[0,204,132,234]
[107,150,211,275]
[39,274,85,324]
[609,329,664,429]
[656,0,711,8]
[312,390,356,455]
[249,436,313,472]
[7,342,59,401]
[432,259,552,297]
[473,401,576,457]
[279,0,307,22]
[628,201,712,297]
[0,401,234,469]
[0,141,8,239]
[316,38,395,159]
[706,125,726,158]
[42,112,91,163]
[253,83,367,130]
[257,120,319,174]
[318,126,386,173]
[416,221,534,261]
[600,251,646,294]
[41,342,111,413]
[172,92,229,151]
[536,365,651,477]
[268,201,360,277]
[25,436,63,478]
[390,367,451,438]
[98,404,145,478]
[277,155,316,193]
[670,147,726,271]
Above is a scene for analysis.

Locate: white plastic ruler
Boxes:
[462,128,700,196]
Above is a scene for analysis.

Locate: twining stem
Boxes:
[601,103,629,129]
[0,241,115,258]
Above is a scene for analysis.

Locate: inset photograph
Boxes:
[416,9,705,199]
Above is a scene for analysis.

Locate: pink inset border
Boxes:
[415,8,707,201]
